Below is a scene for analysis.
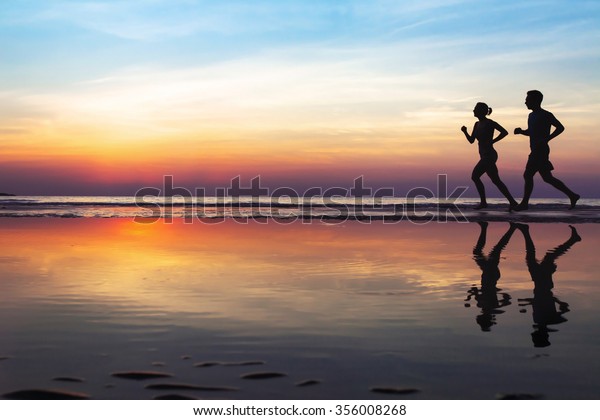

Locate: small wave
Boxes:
[1,196,598,222]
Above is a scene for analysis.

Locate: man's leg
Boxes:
[539,170,580,209]
[516,166,536,211]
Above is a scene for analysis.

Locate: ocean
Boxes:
[1,196,598,222]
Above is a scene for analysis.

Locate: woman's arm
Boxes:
[492,121,508,143]
[461,123,476,144]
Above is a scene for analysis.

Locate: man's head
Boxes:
[525,90,543,110]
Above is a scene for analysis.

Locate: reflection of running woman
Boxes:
[515,224,581,347]
[461,103,518,210]
[465,222,515,331]
[514,90,580,210]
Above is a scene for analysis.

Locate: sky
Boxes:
[1,0,599,196]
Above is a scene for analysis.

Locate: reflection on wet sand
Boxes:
[465,222,515,331]
[1,219,599,399]
[466,222,581,347]
[516,224,581,347]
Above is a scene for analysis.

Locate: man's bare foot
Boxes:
[569,194,580,210]
[473,203,488,210]
[569,225,582,242]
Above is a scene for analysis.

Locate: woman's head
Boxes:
[474,102,492,118]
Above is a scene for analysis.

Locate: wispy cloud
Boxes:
[6,0,348,40]
[7,25,598,145]
[2,3,599,141]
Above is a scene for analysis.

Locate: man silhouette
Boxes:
[514,90,580,210]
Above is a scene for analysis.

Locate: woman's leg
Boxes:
[487,165,518,207]
[472,161,488,208]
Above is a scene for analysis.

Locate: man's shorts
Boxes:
[525,154,554,174]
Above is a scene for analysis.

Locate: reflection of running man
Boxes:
[514,90,580,210]
[515,224,581,347]
[465,222,515,331]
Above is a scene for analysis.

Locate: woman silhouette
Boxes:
[461,102,518,210]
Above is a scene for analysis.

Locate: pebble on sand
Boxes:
[3,389,90,400]
[154,394,198,400]
[194,361,221,367]
[496,393,544,400]
[370,387,421,395]
[295,380,321,387]
[240,372,287,380]
[194,361,265,368]
[146,383,239,392]
[111,371,173,380]
[52,377,85,383]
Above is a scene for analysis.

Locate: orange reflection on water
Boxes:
[1,218,598,324]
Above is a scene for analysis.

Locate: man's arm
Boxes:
[514,127,529,136]
[547,113,565,142]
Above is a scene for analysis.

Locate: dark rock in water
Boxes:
[111,371,173,380]
[240,372,287,380]
[194,360,265,368]
[52,377,85,383]
[154,394,198,400]
[3,389,90,400]
[496,393,544,400]
[295,379,321,387]
[370,387,421,395]
[146,383,238,392]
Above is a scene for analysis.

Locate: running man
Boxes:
[514,90,580,210]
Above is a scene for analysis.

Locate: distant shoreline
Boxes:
[0,193,15,196]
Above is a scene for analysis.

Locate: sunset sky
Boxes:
[1,0,599,196]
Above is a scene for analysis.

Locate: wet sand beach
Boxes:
[1,218,599,399]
